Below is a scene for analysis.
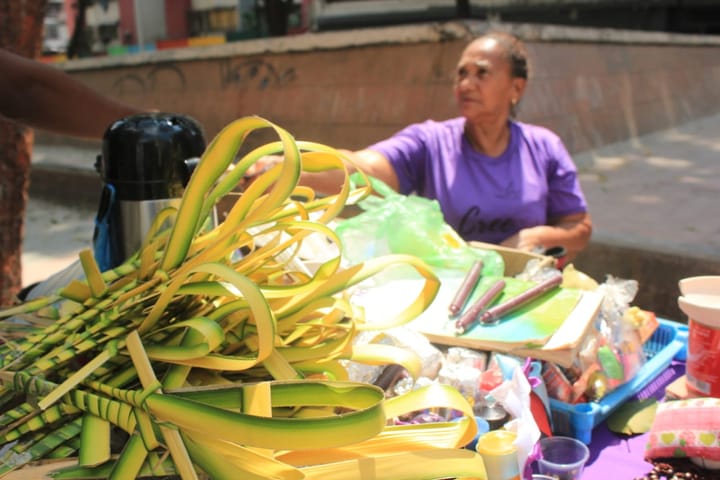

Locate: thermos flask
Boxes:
[93,112,206,270]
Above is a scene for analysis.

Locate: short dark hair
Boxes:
[482,31,530,80]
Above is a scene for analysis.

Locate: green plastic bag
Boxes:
[335,174,504,275]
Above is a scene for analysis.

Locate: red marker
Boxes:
[454,278,506,335]
[479,274,563,325]
[448,259,483,317]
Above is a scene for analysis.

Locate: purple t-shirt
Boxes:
[367,117,588,244]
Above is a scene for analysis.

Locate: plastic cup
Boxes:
[537,436,590,480]
[475,430,521,480]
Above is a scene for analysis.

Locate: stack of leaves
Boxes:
[0,117,485,479]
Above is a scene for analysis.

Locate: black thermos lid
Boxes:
[97,112,206,201]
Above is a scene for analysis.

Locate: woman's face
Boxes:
[453,37,525,124]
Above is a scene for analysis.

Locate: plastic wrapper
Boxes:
[478,361,505,394]
[596,275,639,340]
[344,327,444,391]
[541,273,651,404]
[542,362,574,403]
[334,174,504,274]
[512,258,652,405]
[445,346,488,372]
[561,263,600,291]
[342,330,393,384]
[487,364,542,479]
[383,327,445,379]
[513,258,559,283]
[437,347,487,401]
[392,374,416,396]
[585,276,648,398]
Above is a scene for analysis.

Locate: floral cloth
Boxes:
[646,398,720,461]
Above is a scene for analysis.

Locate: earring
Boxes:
[511,98,518,106]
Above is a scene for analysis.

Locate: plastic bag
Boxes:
[335,174,504,274]
[488,363,542,479]
[545,274,650,404]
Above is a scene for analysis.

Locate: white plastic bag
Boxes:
[488,364,541,478]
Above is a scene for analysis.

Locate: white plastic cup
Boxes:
[678,276,720,397]
[537,436,589,480]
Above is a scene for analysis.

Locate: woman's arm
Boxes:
[499,211,593,261]
[0,48,144,138]
[299,149,400,194]
[244,148,400,195]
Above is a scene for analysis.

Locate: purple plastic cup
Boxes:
[537,436,589,480]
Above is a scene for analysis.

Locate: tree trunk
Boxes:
[456,0,471,18]
[0,0,48,306]
[67,0,91,59]
[264,0,290,37]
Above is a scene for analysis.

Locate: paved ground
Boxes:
[574,112,720,261]
[22,197,94,287]
[20,112,720,318]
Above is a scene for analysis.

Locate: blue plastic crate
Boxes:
[549,317,687,444]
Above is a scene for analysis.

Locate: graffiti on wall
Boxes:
[110,58,296,96]
[112,64,187,95]
[219,58,296,90]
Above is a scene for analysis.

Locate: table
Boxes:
[583,360,688,479]
[4,364,698,480]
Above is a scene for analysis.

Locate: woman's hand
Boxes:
[239,154,283,189]
[499,226,549,252]
[500,212,592,261]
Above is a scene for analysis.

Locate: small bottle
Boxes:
[475,430,521,480]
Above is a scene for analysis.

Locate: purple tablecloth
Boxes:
[582,361,686,480]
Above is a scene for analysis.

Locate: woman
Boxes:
[269,32,592,260]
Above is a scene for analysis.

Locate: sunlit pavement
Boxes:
[21,197,94,287]
[575,112,720,260]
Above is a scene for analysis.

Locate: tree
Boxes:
[456,0,471,18]
[263,0,291,37]
[0,0,48,306]
[67,0,92,59]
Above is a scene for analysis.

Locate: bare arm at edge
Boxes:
[0,48,144,138]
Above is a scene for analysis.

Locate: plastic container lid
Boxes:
[475,429,517,455]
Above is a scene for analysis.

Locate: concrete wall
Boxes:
[43,21,720,153]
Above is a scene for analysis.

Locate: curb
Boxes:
[574,241,717,322]
[30,142,101,209]
[30,163,101,209]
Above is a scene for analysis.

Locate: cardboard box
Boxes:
[469,241,553,276]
